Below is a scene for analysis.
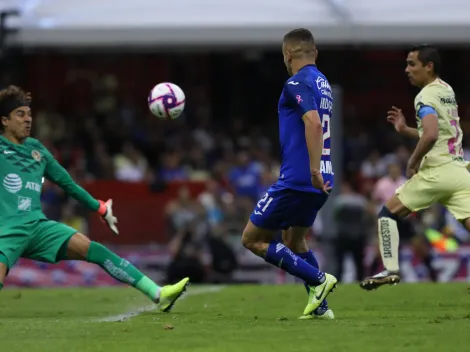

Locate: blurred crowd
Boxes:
[2,47,470,283]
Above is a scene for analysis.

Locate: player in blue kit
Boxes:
[241,28,337,319]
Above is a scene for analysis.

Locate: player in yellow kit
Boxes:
[360,45,470,290]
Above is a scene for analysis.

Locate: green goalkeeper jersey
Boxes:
[0,135,100,226]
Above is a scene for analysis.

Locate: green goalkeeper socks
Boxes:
[136,276,162,302]
[86,242,161,301]
[0,283,3,290]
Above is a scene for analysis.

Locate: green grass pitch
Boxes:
[0,283,469,352]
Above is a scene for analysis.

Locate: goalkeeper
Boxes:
[0,85,188,311]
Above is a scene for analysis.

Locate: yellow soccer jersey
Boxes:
[414,78,467,169]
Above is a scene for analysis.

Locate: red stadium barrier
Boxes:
[83,181,206,244]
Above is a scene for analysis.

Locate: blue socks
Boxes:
[265,241,325,286]
[298,250,329,314]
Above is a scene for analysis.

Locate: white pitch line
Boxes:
[96,285,225,323]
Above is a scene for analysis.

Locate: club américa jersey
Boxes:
[0,135,100,227]
[414,78,468,169]
[272,64,334,193]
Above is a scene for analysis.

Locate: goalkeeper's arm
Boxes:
[44,156,119,234]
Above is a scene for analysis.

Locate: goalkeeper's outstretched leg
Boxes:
[0,232,189,313]
[65,232,189,312]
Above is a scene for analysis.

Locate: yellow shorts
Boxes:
[396,162,470,220]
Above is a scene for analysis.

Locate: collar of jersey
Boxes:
[298,64,318,73]
[0,135,26,148]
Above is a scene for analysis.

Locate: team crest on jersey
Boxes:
[31,150,42,162]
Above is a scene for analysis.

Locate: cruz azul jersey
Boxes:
[414,78,468,169]
[274,64,334,193]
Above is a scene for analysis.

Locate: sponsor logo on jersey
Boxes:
[3,173,23,193]
[18,196,32,212]
[316,77,333,98]
[439,96,457,105]
[3,150,15,154]
[315,76,331,91]
[31,150,42,162]
[2,173,41,193]
[25,181,41,192]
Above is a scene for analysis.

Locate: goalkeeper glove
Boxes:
[97,199,119,235]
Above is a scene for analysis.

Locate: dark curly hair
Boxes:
[0,85,32,132]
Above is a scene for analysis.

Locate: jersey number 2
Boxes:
[448,120,463,156]
[322,114,331,156]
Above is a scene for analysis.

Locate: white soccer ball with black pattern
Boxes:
[148,82,186,119]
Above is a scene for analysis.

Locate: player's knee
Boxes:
[378,206,400,222]
[66,232,92,259]
[383,195,411,218]
[241,231,254,250]
[241,221,258,249]
[241,229,264,253]
[461,217,470,232]
[242,220,275,255]
[0,255,8,284]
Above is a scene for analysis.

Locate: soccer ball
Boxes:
[148,82,185,119]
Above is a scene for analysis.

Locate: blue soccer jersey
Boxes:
[273,64,334,193]
[250,64,334,230]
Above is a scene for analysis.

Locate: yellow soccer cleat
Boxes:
[157,277,190,312]
[301,274,338,317]
[298,308,335,320]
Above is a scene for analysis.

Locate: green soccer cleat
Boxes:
[298,308,335,320]
[157,277,190,313]
[301,273,338,317]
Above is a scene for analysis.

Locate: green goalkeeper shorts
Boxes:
[0,219,78,270]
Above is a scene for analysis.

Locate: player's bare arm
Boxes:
[302,111,323,181]
[302,111,331,193]
[387,106,419,139]
[407,113,439,177]
[302,110,322,171]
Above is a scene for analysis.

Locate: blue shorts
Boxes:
[249,188,329,230]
